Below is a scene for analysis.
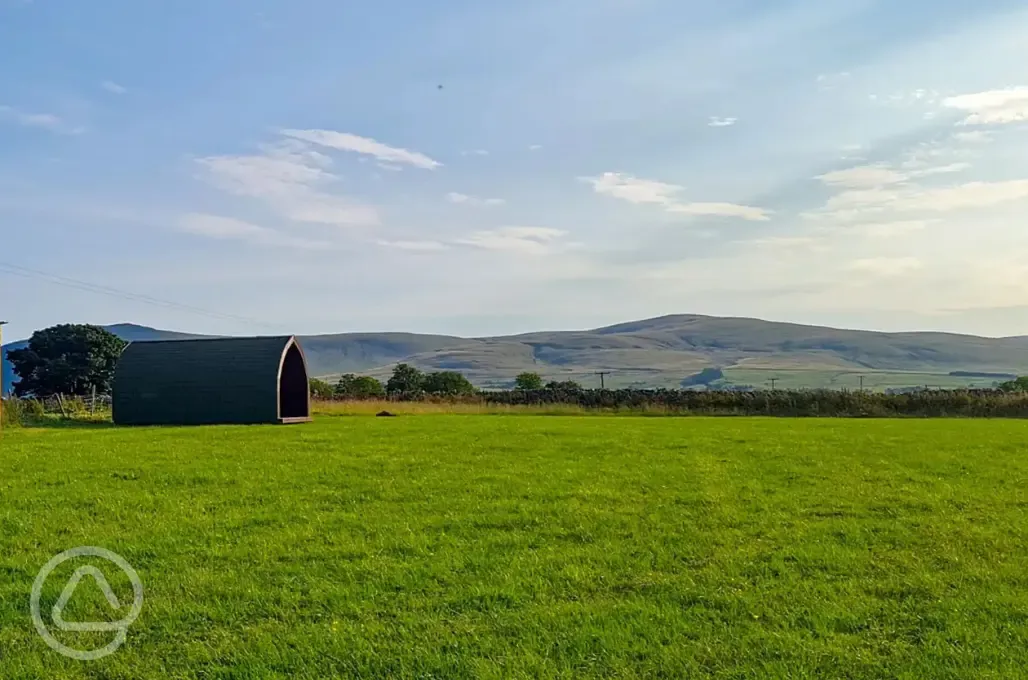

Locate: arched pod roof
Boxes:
[112,336,311,425]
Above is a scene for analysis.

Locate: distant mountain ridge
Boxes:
[4,315,1028,393]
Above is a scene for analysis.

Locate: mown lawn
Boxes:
[1,416,1027,678]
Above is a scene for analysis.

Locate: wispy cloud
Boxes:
[952,130,993,144]
[101,81,127,95]
[581,172,771,221]
[581,172,682,205]
[708,116,737,127]
[455,226,570,255]
[848,257,923,277]
[445,191,506,207]
[869,89,942,109]
[0,105,82,134]
[818,164,909,189]
[195,140,379,227]
[809,169,1028,222]
[944,86,1028,125]
[666,202,771,221]
[529,144,543,151]
[817,162,970,189]
[376,239,449,251]
[280,129,441,169]
[742,236,829,252]
[460,149,489,157]
[860,220,932,238]
[179,213,330,250]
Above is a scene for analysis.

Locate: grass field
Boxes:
[2,416,1027,678]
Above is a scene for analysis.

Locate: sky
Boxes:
[3,0,1028,341]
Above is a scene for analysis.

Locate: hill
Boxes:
[3,315,1027,393]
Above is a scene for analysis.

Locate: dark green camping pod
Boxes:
[112,336,311,425]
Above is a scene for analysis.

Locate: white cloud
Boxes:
[455,226,569,255]
[944,86,1028,125]
[870,89,942,108]
[860,220,932,238]
[848,257,923,277]
[582,172,683,205]
[810,175,1028,225]
[195,141,379,227]
[376,239,448,251]
[901,180,1028,212]
[529,144,543,151]
[818,164,908,188]
[179,213,329,250]
[666,202,771,221]
[461,149,489,156]
[280,129,441,169]
[708,116,737,127]
[445,191,505,207]
[0,105,82,134]
[817,161,969,190]
[582,171,770,221]
[101,81,127,95]
[742,236,829,252]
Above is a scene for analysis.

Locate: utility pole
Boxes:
[859,375,864,391]
[0,321,7,432]
[596,371,611,389]
[769,378,778,391]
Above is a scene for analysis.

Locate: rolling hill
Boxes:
[3,315,1027,393]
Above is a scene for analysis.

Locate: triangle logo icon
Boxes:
[51,566,127,632]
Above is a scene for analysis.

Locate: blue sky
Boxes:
[3,0,1028,341]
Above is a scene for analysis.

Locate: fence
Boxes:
[1,393,111,426]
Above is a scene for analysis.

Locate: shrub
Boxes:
[386,364,425,395]
[335,374,386,400]
[423,371,477,396]
[514,372,544,390]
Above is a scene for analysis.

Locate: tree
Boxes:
[7,324,127,397]
[386,363,425,394]
[423,371,476,396]
[514,372,544,390]
[309,378,335,400]
[545,379,582,392]
[335,374,386,399]
[998,376,1028,392]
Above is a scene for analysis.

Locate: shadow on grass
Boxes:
[19,417,115,430]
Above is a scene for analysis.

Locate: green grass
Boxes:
[2,416,1028,678]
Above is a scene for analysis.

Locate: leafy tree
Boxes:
[386,363,425,394]
[998,376,1028,392]
[335,374,386,399]
[309,378,335,400]
[545,379,583,392]
[423,371,476,396]
[514,372,544,390]
[7,324,127,397]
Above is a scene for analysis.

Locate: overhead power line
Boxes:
[0,260,285,332]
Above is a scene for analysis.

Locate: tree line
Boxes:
[9,324,1028,419]
[310,365,573,400]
